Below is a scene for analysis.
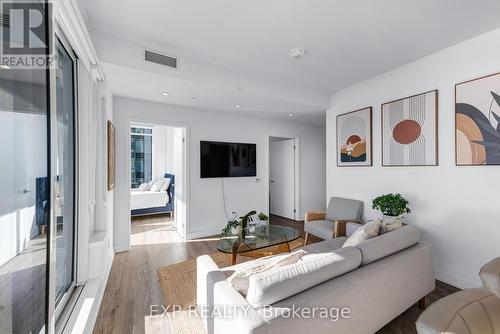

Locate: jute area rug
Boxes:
[156,238,304,333]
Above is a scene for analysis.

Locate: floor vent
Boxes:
[145,50,177,69]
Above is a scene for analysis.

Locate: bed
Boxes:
[130,173,175,217]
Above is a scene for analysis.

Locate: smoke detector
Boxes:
[290,48,306,60]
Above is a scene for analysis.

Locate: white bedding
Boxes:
[130,191,169,210]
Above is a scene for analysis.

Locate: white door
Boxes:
[270,139,296,220]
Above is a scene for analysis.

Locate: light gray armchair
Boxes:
[304,196,363,245]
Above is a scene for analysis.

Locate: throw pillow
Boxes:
[149,178,166,192]
[227,250,306,296]
[137,183,148,191]
[342,219,382,247]
[159,178,171,192]
[145,178,157,191]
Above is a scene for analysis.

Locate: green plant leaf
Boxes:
[491,91,500,108]
[372,193,410,216]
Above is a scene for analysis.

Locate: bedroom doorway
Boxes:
[128,122,187,239]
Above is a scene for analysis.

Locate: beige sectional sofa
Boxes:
[197,225,434,334]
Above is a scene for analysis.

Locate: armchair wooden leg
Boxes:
[304,232,309,246]
[418,296,426,310]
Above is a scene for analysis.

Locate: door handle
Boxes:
[22,189,31,194]
[270,180,275,183]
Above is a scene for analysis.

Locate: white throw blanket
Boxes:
[226,250,307,295]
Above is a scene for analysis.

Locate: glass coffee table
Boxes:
[217,225,301,265]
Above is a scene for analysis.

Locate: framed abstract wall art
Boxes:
[381,90,438,166]
[455,72,500,166]
[337,107,372,166]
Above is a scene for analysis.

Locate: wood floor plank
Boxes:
[93,214,459,334]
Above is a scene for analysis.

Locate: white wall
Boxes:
[113,97,326,250]
[327,27,500,288]
[152,125,168,179]
[0,111,47,266]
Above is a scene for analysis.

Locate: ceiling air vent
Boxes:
[145,50,177,69]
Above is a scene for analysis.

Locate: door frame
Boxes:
[265,134,301,221]
[47,30,80,332]
[124,118,190,241]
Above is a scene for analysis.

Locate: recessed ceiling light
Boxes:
[235,105,241,109]
[161,92,169,96]
[289,113,294,117]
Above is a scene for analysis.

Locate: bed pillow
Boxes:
[149,177,166,192]
[159,178,171,192]
[145,178,157,190]
[137,183,149,191]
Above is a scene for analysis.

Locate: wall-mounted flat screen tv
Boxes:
[200,141,257,178]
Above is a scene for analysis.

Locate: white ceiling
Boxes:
[77,0,500,123]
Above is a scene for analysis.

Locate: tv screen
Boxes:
[200,141,257,178]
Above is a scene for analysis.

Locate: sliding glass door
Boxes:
[0,4,77,332]
[0,27,49,334]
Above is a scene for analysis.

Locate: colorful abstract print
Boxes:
[337,107,372,166]
[456,73,500,166]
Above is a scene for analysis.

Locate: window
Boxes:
[131,127,153,188]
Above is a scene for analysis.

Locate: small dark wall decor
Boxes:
[381,90,438,166]
[107,120,115,190]
[455,72,500,166]
[337,107,372,166]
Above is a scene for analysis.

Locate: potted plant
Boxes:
[372,193,411,221]
[239,210,257,236]
[256,212,269,233]
[221,220,241,237]
[257,212,269,225]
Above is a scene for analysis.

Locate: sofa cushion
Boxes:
[304,220,335,240]
[325,196,363,222]
[245,246,361,306]
[357,225,421,265]
[480,256,500,298]
[343,219,381,247]
[302,237,347,253]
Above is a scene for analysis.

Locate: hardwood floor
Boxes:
[93,214,459,334]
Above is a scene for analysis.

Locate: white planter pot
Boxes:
[382,214,404,224]
[257,219,269,226]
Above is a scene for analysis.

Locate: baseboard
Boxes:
[114,243,130,253]
[83,249,115,333]
[434,268,479,289]
[186,228,221,240]
[62,249,114,334]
